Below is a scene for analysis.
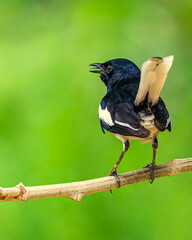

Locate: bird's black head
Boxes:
[90,58,140,89]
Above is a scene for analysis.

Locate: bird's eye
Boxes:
[106,65,113,73]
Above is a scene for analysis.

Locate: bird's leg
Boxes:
[108,140,130,188]
[144,136,158,183]
[152,137,158,166]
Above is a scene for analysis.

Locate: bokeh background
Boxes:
[0,0,191,239]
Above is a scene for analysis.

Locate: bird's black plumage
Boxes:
[100,93,151,138]
[96,58,171,136]
[90,56,173,186]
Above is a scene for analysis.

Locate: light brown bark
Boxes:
[0,158,191,202]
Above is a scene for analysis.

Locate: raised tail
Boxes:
[134,55,174,106]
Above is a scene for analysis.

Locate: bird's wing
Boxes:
[134,56,174,106]
[99,102,150,138]
[152,98,171,132]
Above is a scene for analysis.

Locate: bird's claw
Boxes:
[143,163,156,183]
[108,168,121,188]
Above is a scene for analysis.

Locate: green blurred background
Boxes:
[0,0,191,239]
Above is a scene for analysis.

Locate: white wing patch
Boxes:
[98,105,114,126]
[135,55,174,106]
[165,117,170,128]
[115,120,139,131]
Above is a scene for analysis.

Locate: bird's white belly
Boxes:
[113,113,160,144]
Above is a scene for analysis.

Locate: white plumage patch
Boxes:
[139,113,155,128]
[115,120,139,131]
[98,105,114,126]
[165,117,170,128]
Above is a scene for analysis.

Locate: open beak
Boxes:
[89,63,103,73]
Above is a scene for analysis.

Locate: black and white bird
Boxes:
[90,56,173,186]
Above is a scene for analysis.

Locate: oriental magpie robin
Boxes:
[90,56,173,186]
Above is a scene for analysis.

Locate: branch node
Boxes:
[15,182,28,202]
[71,192,84,202]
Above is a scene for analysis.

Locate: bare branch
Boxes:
[0,158,191,203]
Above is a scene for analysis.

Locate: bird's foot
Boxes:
[108,168,120,188]
[143,163,156,184]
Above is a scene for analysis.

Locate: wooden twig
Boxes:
[0,158,191,203]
